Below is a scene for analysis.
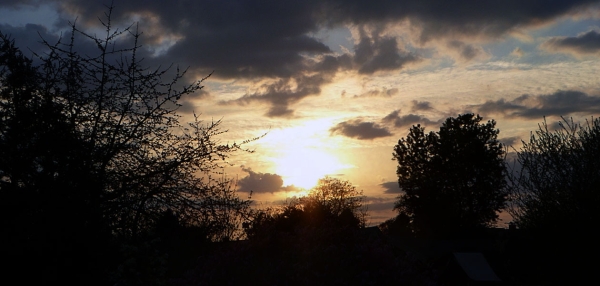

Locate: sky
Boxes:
[2,0,600,226]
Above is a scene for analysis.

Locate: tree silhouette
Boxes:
[392,114,507,237]
[245,177,366,239]
[305,176,368,227]
[505,117,600,284]
[508,117,600,232]
[0,7,253,283]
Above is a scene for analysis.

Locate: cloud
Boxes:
[364,196,396,212]
[353,87,399,98]
[380,181,402,194]
[354,29,420,74]
[10,0,597,75]
[474,90,600,118]
[330,119,392,140]
[382,110,438,128]
[499,136,520,147]
[321,0,598,43]
[510,47,524,57]
[0,23,59,56]
[447,40,487,62]
[237,167,285,193]
[411,100,433,112]
[5,0,599,119]
[219,74,329,117]
[542,30,600,56]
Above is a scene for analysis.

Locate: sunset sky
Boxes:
[2,0,600,225]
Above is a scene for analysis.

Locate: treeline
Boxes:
[381,113,600,284]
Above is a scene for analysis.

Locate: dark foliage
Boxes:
[245,177,367,239]
[0,8,252,284]
[178,228,438,286]
[379,213,412,237]
[508,117,600,232]
[392,114,507,238]
[183,178,437,285]
[506,117,600,284]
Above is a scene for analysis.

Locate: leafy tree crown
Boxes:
[392,113,507,237]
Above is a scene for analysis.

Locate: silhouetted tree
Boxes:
[508,117,600,232]
[392,114,507,238]
[304,176,368,227]
[245,177,366,238]
[0,7,252,284]
[505,117,600,285]
[379,213,412,236]
[221,177,437,286]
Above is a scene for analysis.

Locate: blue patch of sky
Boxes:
[481,17,600,66]
[310,26,353,54]
[530,17,600,38]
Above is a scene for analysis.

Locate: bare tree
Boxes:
[0,6,254,242]
[507,117,600,232]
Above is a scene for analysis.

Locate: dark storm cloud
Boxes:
[475,90,600,118]
[382,110,438,128]
[542,30,600,56]
[5,0,600,118]
[380,181,402,194]
[59,0,592,68]
[330,119,392,140]
[0,23,58,56]
[354,30,420,74]
[52,0,330,79]
[318,0,599,43]
[353,87,399,98]
[8,0,599,76]
[237,167,285,194]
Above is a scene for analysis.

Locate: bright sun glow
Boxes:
[263,118,352,190]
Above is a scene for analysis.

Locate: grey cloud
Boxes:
[5,0,599,119]
[364,196,396,212]
[380,181,402,194]
[10,1,597,78]
[237,167,285,194]
[55,0,330,80]
[382,110,438,128]
[354,30,420,74]
[353,87,398,98]
[0,24,58,56]
[477,98,528,115]
[542,30,600,56]
[219,74,327,118]
[411,100,433,111]
[475,90,600,118]
[321,0,598,42]
[448,40,485,61]
[330,119,392,140]
[176,89,211,114]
